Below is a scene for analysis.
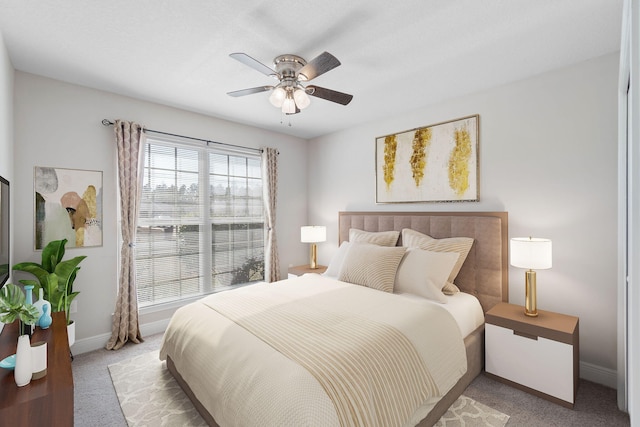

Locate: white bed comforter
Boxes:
[159,274,467,427]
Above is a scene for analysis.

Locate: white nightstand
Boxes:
[287,264,327,279]
[485,302,579,408]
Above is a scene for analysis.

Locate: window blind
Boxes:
[135,138,264,308]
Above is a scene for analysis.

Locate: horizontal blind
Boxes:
[135,139,264,308]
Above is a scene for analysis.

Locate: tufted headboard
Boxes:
[338,211,508,313]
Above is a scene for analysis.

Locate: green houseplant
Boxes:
[0,283,39,336]
[12,239,86,325]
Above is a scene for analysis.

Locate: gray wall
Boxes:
[12,72,309,352]
[307,53,619,387]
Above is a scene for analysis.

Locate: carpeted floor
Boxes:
[73,332,631,427]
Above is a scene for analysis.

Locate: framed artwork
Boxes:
[375,114,479,203]
[34,166,103,249]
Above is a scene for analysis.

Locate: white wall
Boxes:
[308,53,620,387]
[0,32,13,280]
[13,72,308,351]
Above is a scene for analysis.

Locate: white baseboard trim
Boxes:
[71,331,111,355]
[580,360,617,389]
[70,318,171,356]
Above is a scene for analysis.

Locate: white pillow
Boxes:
[338,242,406,293]
[394,248,459,303]
[323,241,350,278]
[401,229,473,292]
[349,228,400,247]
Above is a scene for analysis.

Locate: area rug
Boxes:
[109,350,509,427]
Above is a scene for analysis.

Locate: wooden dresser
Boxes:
[0,312,74,426]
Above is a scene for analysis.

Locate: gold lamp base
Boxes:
[524,269,538,317]
[309,243,318,269]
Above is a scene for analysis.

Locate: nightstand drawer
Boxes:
[486,323,575,403]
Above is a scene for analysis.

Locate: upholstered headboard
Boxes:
[338,211,508,312]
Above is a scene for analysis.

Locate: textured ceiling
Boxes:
[0,0,623,139]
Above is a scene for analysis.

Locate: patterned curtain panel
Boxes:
[262,147,280,282]
[106,120,145,350]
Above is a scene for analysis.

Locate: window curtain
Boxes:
[262,147,280,282]
[106,120,145,350]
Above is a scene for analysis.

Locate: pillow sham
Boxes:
[394,248,459,303]
[349,228,400,247]
[401,228,474,292]
[323,241,350,278]
[338,242,406,293]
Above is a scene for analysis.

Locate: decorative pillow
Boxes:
[338,243,406,293]
[323,241,350,278]
[394,248,459,303]
[401,228,474,289]
[349,228,400,247]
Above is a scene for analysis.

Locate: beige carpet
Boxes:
[109,351,509,427]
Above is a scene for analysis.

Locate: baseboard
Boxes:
[70,318,171,356]
[580,360,617,389]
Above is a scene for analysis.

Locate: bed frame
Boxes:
[167,211,509,426]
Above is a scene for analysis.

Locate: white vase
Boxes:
[67,320,75,347]
[14,334,32,387]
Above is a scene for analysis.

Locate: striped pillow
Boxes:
[401,229,474,292]
[339,242,407,293]
[349,228,400,247]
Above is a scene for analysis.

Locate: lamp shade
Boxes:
[510,237,552,270]
[301,226,326,243]
[282,96,296,114]
[293,88,311,109]
[269,87,286,107]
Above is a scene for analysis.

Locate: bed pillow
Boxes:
[401,228,474,293]
[323,241,350,278]
[349,228,400,247]
[338,242,406,293]
[394,248,459,303]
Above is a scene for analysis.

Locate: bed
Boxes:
[160,211,508,426]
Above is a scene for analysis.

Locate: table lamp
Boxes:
[510,237,552,317]
[300,226,326,269]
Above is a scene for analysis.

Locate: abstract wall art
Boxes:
[375,114,479,203]
[34,166,103,249]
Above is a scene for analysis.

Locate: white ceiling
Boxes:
[0,0,623,139]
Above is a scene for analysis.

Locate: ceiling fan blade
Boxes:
[227,86,273,97]
[229,53,276,77]
[298,52,341,81]
[306,85,353,105]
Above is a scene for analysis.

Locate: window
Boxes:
[135,138,264,308]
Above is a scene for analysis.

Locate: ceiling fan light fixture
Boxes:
[293,88,311,109]
[269,87,286,107]
[282,95,296,114]
[229,51,353,115]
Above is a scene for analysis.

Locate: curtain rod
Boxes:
[101,119,264,154]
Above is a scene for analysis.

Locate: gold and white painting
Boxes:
[375,115,479,203]
[34,166,103,249]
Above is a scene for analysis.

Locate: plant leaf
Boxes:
[0,284,38,325]
[42,239,67,272]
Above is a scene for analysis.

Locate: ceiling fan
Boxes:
[227,51,353,115]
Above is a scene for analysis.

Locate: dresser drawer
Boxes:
[485,323,575,403]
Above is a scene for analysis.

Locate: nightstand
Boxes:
[485,302,579,408]
[287,264,327,278]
